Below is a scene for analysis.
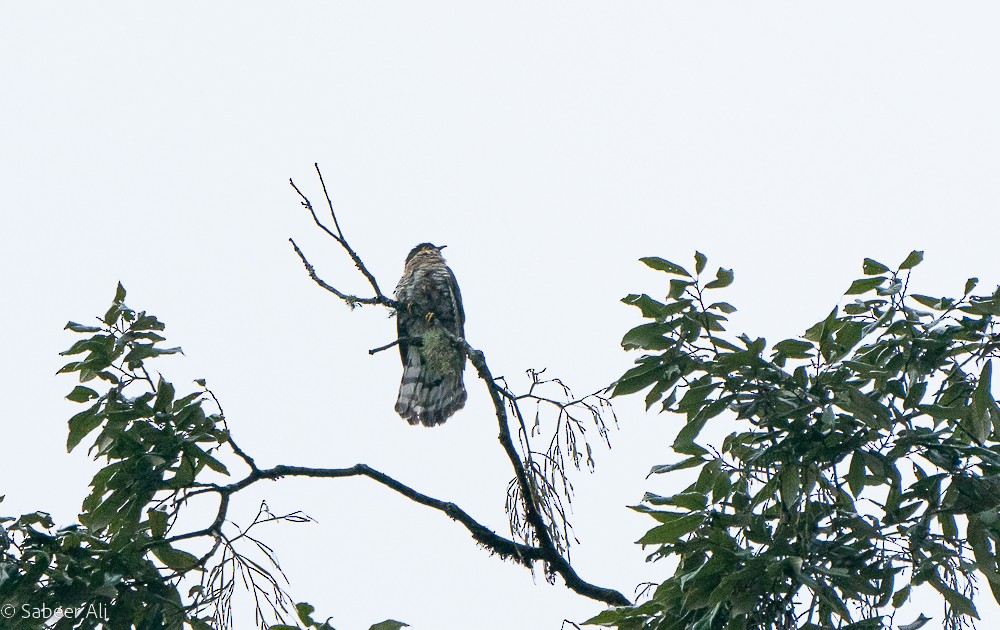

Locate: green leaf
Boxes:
[66,386,99,403]
[647,491,708,511]
[648,457,706,477]
[968,515,1000,603]
[694,251,708,275]
[621,322,673,351]
[154,377,176,413]
[891,584,911,608]
[862,258,890,275]
[369,621,409,630]
[132,313,166,331]
[148,508,168,538]
[709,301,737,314]
[296,602,318,625]
[704,268,734,289]
[67,403,104,452]
[640,257,691,277]
[898,250,924,270]
[636,513,704,544]
[965,277,979,294]
[621,294,668,319]
[910,294,950,310]
[929,573,979,618]
[582,608,628,625]
[846,277,886,295]
[151,543,200,571]
[847,451,865,497]
[114,281,127,304]
[779,465,800,509]
[773,338,815,359]
[903,381,927,410]
[613,361,663,397]
[970,361,995,443]
[842,388,890,429]
[668,279,691,299]
[64,321,104,333]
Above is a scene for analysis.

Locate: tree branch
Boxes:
[286,165,630,608]
[290,165,384,298]
[166,460,627,606]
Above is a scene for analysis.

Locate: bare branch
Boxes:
[288,238,388,307]
[368,338,402,355]
[289,166,385,298]
[285,167,630,607]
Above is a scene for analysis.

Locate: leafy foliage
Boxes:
[1,285,398,630]
[594,252,1000,630]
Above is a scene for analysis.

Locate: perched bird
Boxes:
[393,243,467,426]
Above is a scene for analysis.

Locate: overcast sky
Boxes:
[3,3,1000,629]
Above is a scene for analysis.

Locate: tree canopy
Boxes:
[593,250,1000,630]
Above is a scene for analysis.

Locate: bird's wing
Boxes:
[444,266,465,335]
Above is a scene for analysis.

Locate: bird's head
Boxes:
[405,242,447,263]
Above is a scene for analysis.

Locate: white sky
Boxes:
[2,3,1000,629]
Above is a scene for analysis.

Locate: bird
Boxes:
[393,243,467,426]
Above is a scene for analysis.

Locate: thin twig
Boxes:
[369,339,402,355]
[288,238,388,307]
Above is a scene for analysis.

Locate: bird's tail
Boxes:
[395,347,467,427]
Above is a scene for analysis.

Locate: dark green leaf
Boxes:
[910,294,949,310]
[773,339,815,359]
[898,250,924,270]
[613,361,663,397]
[154,377,176,413]
[132,313,166,331]
[582,608,628,625]
[621,294,669,319]
[862,258,890,275]
[640,256,691,277]
[846,277,886,295]
[929,573,979,618]
[668,279,691,299]
[694,251,708,275]
[709,301,737,314]
[296,602,317,625]
[621,322,674,351]
[648,457,706,477]
[704,268,734,289]
[891,585,911,608]
[66,386,99,403]
[67,403,104,452]
[151,543,199,571]
[636,513,704,544]
[903,381,927,410]
[64,321,104,333]
[148,508,168,538]
[779,465,799,509]
[369,621,409,630]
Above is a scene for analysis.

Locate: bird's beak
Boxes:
[438,245,447,251]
